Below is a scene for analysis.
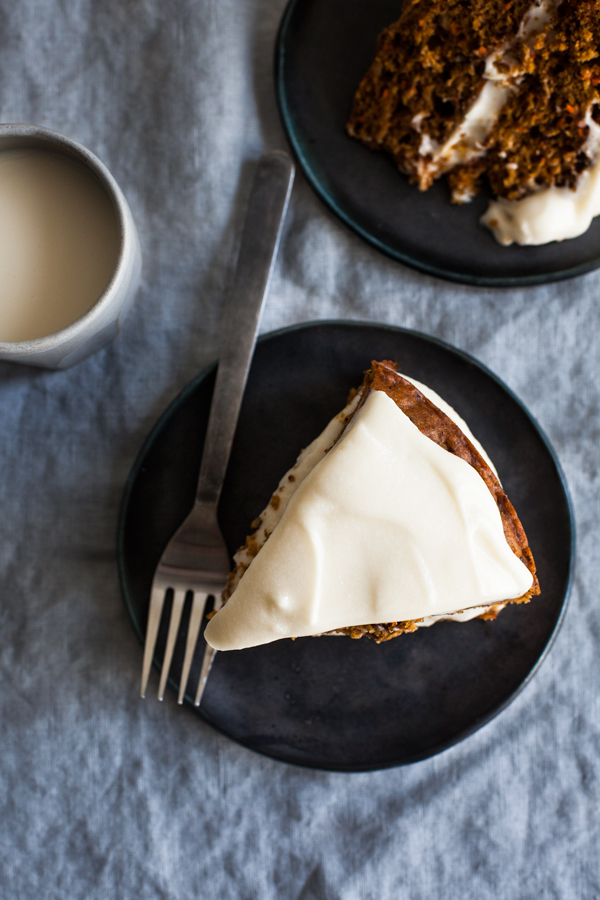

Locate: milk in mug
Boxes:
[0,149,120,342]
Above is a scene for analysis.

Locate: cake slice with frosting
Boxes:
[347,0,600,245]
[205,361,539,651]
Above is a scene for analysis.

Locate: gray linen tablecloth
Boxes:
[0,1,598,897]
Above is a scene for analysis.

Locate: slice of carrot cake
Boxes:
[204,362,539,651]
[346,0,600,245]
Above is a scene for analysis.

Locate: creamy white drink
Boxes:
[0,149,120,342]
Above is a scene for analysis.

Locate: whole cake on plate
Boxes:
[347,0,600,245]
[205,362,539,651]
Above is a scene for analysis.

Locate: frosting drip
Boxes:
[482,108,600,245]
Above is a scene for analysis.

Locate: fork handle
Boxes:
[195,151,295,508]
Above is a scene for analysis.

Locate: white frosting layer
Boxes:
[482,110,600,245]
[419,81,512,184]
[518,0,556,36]
[205,390,532,651]
[219,375,499,600]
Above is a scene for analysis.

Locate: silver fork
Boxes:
[140,150,295,706]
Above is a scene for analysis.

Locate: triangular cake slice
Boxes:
[205,361,539,651]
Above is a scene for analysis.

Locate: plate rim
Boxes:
[117,319,576,771]
[274,0,600,288]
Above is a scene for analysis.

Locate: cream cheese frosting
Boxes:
[481,109,600,245]
[205,389,533,652]
[209,375,499,613]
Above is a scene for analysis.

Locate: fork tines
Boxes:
[140,579,215,703]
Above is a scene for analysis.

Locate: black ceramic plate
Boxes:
[118,322,573,771]
[276,0,600,286]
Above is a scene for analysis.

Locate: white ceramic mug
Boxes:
[0,124,141,369]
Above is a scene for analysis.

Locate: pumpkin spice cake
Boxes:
[346,0,600,245]
[204,362,539,651]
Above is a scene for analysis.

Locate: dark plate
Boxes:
[118,321,574,771]
[276,0,600,286]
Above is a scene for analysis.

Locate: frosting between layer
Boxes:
[416,0,558,195]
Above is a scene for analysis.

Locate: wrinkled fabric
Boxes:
[0,1,598,898]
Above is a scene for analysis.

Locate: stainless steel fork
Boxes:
[140,151,295,705]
